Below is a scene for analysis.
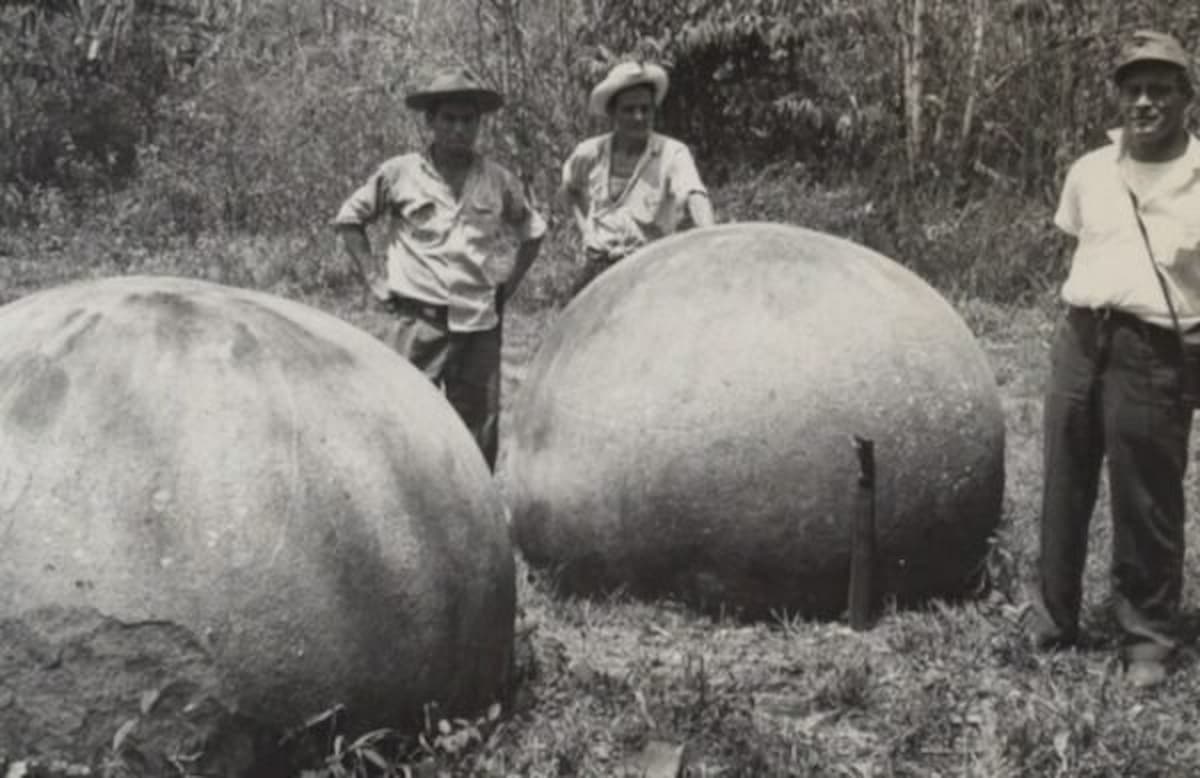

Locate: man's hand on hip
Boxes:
[367,278,394,310]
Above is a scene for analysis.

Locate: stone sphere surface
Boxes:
[503,222,1005,618]
[0,275,514,754]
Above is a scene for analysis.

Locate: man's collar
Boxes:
[604,131,663,156]
[1107,127,1200,168]
[422,145,479,170]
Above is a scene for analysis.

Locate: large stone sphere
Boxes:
[503,222,1005,619]
[0,275,514,764]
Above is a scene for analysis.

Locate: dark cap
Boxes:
[1113,29,1191,81]
[405,68,504,113]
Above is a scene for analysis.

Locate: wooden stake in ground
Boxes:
[849,435,877,630]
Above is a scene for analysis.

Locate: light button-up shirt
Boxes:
[561,132,707,259]
[1055,129,1200,329]
[334,151,546,332]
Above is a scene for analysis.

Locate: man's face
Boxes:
[428,99,481,154]
[1117,62,1191,151]
[610,86,656,143]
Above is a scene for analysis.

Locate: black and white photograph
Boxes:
[2,1,1200,775]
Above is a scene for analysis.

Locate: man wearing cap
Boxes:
[333,68,546,470]
[1025,30,1200,688]
[561,61,715,294]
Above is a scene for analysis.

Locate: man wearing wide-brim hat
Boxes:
[333,67,546,470]
[561,61,715,295]
[1024,29,1200,689]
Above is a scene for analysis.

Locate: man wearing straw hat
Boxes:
[1025,30,1200,688]
[333,68,546,470]
[561,61,715,294]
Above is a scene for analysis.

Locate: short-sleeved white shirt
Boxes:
[334,151,546,332]
[1055,129,1200,329]
[561,132,708,259]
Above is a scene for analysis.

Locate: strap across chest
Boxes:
[607,149,643,202]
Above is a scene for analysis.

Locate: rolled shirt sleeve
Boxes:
[333,165,394,227]
[1053,161,1081,237]
[561,147,587,196]
[666,143,708,201]
[502,171,548,243]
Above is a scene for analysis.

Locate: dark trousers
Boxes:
[1036,306,1193,661]
[387,299,501,470]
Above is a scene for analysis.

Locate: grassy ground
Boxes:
[5,226,1200,777]
[473,297,1200,778]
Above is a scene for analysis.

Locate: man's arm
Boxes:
[670,143,715,229]
[1052,160,1081,238]
[501,236,545,303]
[499,170,550,303]
[335,224,389,306]
[563,186,590,237]
[686,192,715,228]
[333,165,394,307]
[559,146,593,240]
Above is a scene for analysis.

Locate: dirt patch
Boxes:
[0,605,276,777]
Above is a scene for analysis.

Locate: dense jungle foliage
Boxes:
[2,0,1200,302]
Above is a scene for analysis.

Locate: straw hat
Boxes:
[588,61,669,118]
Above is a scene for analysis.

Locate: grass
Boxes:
[5,212,1200,777]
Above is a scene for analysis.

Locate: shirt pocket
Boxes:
[1179,218,1200,259]
[1167,223,1200,296]
[465,193,503,236]
[629,183,665,228]
[586,165,608,204]
[396,198,440,242]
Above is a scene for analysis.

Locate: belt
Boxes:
[585,247,625,266]
[1068,306,1200,340]
[389,295,448,325]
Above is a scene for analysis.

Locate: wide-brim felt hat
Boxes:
[1113,29,1192,82]
[588,61,669,118]
[405,68,504,113]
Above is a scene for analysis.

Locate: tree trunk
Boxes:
[957,0,988,183]
[1055,0,1083,189]
[900,0,925,177]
